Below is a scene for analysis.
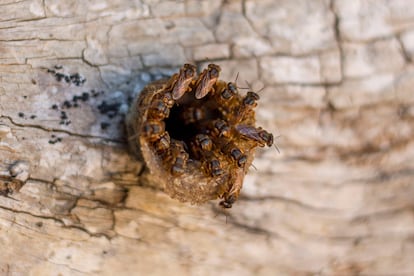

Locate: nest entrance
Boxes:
[127,63,274,208]
[165,92,221,159]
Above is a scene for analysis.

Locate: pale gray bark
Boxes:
[1,0,414,275]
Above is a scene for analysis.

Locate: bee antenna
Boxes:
[234,79,250,90]
[274,143,281,154]
[245,80,253,91]
[273,134,282,153]
[212,203,230,223]
[234,72,239,84]
[257,85,265,94]
[240,80,266,95]
[238,85,249,90]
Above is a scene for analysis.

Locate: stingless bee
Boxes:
[167,63,197,100]
[215,73,240,102]
[219,169,244,208]
[235,125,274,147]
[180,106,206,125]
[194,134,213,151]
[217,139,248,168]
[170,140,189,176]
[232,91,260,124]
[220,82,238,100]
[207,158,224,177]
[210,119,231,138]
[194,64,221,99]
[154,91,174,108]
[154,131,171,153]
[192,134,224,177]
[148,99,170,119]
[142,120,165,142]
[243,91,260,107]
[228,147,248,168]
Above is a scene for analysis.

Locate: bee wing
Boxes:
[172,83,187,100]
[194,79,211,99]
[195,67,218,99]
[224,168,244,206]
[171,73,185,99]
[172,65,196,100]
[172,74,194,100]
[235,124,262,142]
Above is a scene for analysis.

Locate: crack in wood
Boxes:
[0,115,124,143]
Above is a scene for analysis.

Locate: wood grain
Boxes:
[0,0,413,275]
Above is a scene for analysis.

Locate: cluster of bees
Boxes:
[140,63,273,208]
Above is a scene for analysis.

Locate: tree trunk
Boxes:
[1,0,414,275]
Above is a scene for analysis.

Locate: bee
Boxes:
[220,194,236,209]
[213,82,239,118]
[243,91,260,107]
[220,169,244,208]
[142,120,165,142]
[210,119,231,138]
[216,73,239,102]
[148,99,170,119]
[194,64,221,99]
[192,134,224,177]
[228,147,248,168]
[206,158,224,177]
[170,140,189,175]
[219,140,248,168]
[235,125,273,147]
[166,63,197,100]
[180,106,206,125]
[154,91,174,108]
[220,82,238,100]
[194,134,213,151]
[232,91,260,124]
[154,131,171,153]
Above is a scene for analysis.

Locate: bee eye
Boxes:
[185,69,194,77]
[210,68,219,77]
[221,89,232,99]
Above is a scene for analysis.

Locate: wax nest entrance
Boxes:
[126,64,274,208]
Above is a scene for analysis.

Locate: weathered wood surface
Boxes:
[1,0,414,275]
